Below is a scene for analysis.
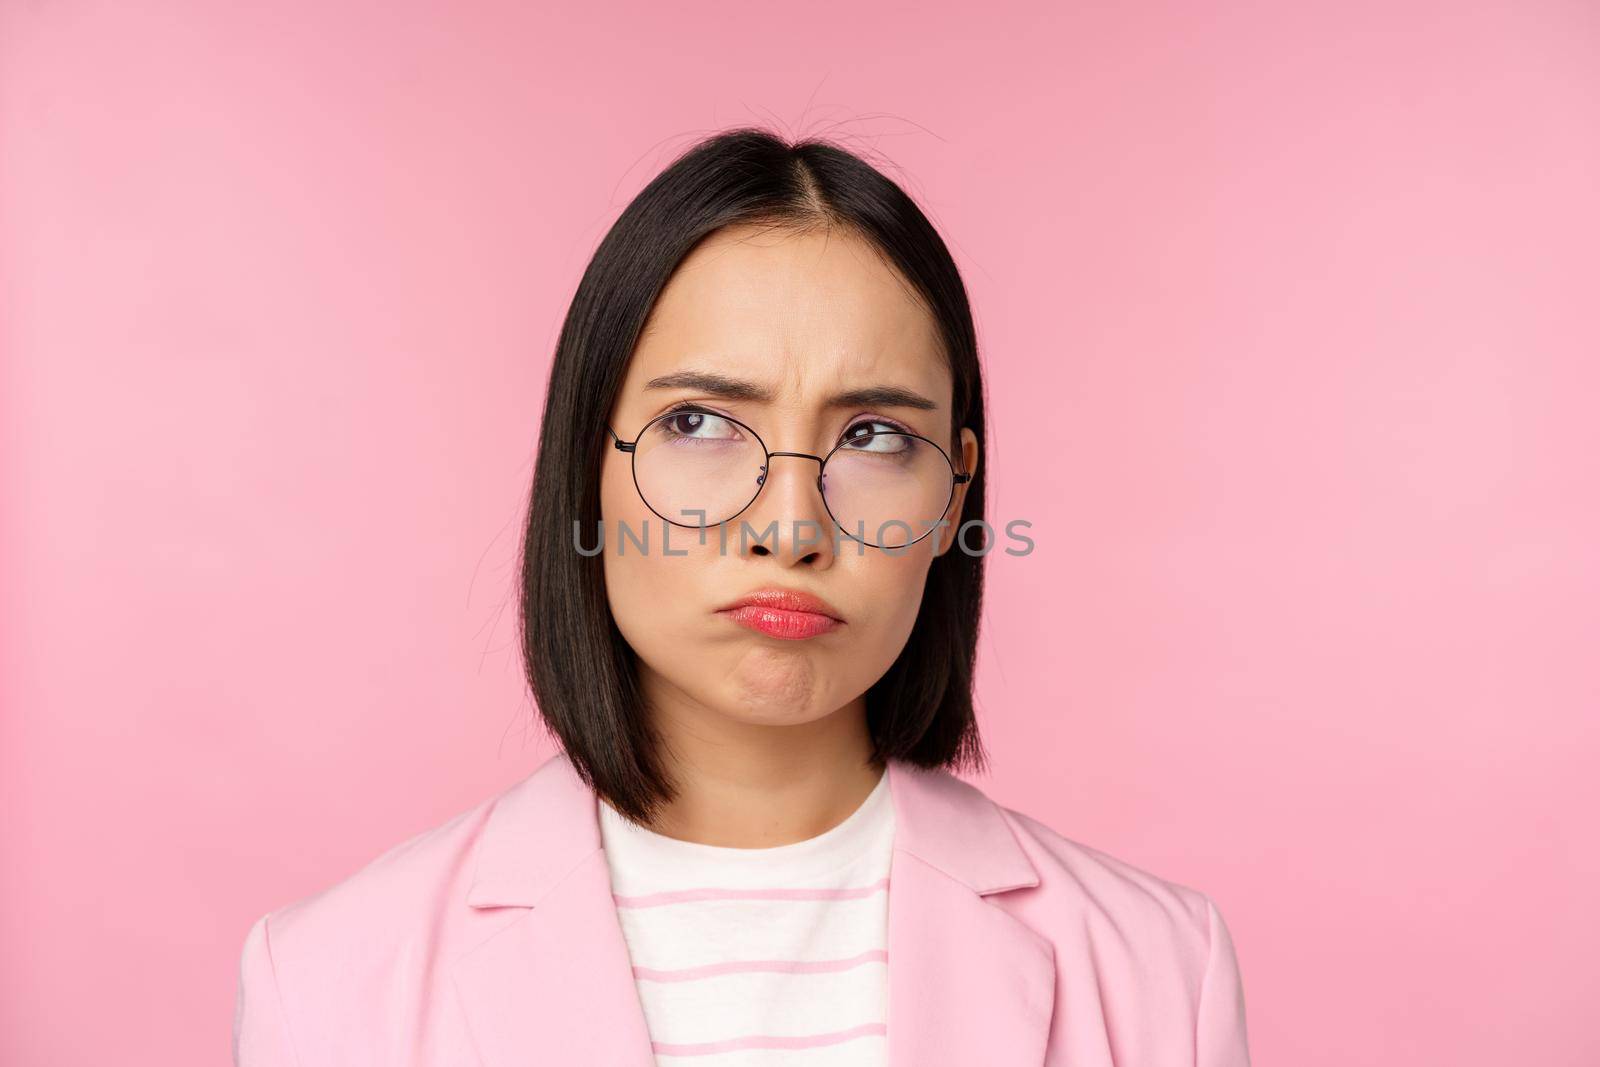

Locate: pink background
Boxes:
[4,2,1597,1064]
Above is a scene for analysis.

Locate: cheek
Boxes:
[602,549,666,656]
[599,454,708,662]
[837,545,936,659]
[599,452,643,527]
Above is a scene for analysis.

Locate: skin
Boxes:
[599,221,979,847]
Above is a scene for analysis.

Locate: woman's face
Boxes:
[600,222,979,736]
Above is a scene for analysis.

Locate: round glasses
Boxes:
[606,407,971,549]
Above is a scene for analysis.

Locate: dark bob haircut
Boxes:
[517,127,990,825]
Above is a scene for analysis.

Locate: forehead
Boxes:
[627,223,949,405]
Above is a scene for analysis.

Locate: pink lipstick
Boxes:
[716,588,844,640]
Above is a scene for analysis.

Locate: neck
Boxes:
[638,682,882,849]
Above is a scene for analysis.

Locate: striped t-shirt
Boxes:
[597,767,894,1066]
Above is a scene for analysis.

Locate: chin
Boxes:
[721,709,836,731]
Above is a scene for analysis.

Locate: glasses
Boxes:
[605,407,971,549]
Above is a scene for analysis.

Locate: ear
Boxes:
[933,426,980,558]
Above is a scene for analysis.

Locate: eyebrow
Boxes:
[642,370,939,412]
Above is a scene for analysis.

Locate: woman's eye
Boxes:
[841,420,910,451]
[661,409,738,441]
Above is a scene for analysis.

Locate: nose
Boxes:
[739,450,835,564]
[756,450,827,495]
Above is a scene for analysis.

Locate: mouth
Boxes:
[715,588,845,640]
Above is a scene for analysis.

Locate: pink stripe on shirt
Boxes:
[632,948,889,983]
[651,1021,889,1057]
[612,876,890,909]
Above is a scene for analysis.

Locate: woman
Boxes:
[234,128,1252,1066]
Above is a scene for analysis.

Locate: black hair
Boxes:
[516,127,990,824]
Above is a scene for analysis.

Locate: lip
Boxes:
[715,587,845,640]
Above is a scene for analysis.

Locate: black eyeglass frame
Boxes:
[604,407,973,549]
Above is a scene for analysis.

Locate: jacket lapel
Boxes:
[450,753,1055,1067]
[451,754,656,1067]
[884,759,1057,1067]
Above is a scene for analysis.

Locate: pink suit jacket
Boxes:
[234,751,1251,1066]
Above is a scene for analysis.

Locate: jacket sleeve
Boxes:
[1196,894,1252,1066]
[233,912,302,1066]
